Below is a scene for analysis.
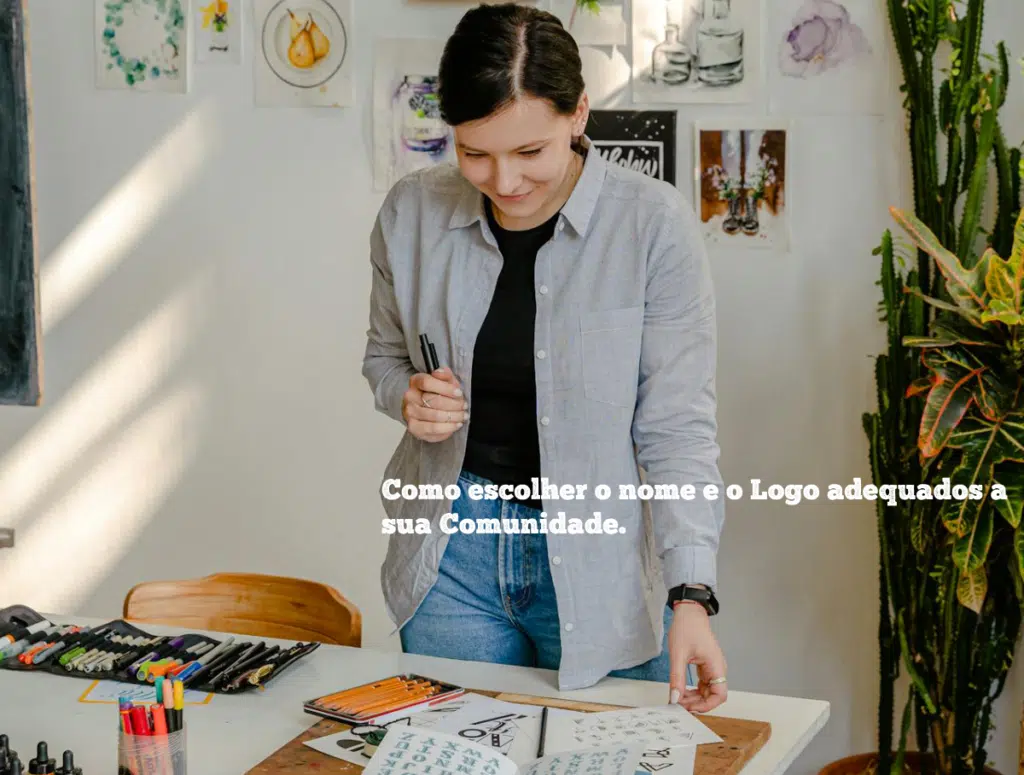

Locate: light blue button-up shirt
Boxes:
[362,136,724,691]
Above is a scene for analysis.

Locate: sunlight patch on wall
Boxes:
[0,276,210,531]
[41,100,219,333]
[0,383,205,611]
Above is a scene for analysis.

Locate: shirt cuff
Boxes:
[661,545,717,592]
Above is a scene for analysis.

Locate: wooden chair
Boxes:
[122,572,361,647]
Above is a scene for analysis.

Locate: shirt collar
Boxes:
[447,134,606,236]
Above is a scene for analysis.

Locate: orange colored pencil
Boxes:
[316,676,405,704]
[323,681,431,711]
[352,687,443,718]
[337,683,434,713]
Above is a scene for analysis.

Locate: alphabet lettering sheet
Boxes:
[361,726,647,775]
[544,706,722,752]
[305,694,540,767]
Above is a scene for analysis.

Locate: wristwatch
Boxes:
[667,584,719,616]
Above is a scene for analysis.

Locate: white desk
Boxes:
[0,619,829,774]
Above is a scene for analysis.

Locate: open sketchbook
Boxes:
[362,726,646,775]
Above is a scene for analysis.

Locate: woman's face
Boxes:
[453,95,588,223]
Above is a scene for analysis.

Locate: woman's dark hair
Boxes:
[438,3,584,125]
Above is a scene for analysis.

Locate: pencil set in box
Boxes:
[0,605,319,695]
[304,674,465,724]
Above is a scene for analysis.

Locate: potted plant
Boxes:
[831,2,1024,775]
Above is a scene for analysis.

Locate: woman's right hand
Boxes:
[403,368,469,442]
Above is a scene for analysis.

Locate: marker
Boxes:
[172,679,185,731]
[162,684,175,732]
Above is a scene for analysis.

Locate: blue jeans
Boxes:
[400,470,685,684]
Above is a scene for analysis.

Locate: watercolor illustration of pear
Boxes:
[288,24,316,68]
[287,8,304,39]
[308,16,330,60]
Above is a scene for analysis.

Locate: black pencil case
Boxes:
[0,606,319,695]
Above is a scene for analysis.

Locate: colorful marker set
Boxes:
[117,679,186,775]
[0,612,320,695]
[303,674,465,724]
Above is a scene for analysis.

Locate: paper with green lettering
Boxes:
[360,726,645,775]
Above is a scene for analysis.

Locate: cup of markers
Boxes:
[117,677,186,775]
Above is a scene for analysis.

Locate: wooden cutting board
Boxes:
[245,689,771,775]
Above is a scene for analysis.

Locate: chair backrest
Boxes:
[122,573,361,647]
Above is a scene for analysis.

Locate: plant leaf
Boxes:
[890,206,989,314]
[918,351,980,457]
[991,472,1024,527]
[904,286,981,322]
[952,506,993,571]
[1014,524,1024,593]
[906,376,933,397]
[957,565,987,613]
[984,253,1014,300]
[942,410,1024,541]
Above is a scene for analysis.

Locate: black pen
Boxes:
[537,706,548,757]
[419,334,440,373]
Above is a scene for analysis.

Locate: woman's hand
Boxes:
[403,368,469,442]
[667,602,728,712]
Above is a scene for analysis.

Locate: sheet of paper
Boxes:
[521,743,647,775]
[508,710,698,775]
[77,679,212,705]
[303,694,501,768]
[635,743,697,775]
[361,727,519,775]
[544,706,721,753]
[423,695,541,754]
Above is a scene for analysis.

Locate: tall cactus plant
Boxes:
[867,2,1023,775]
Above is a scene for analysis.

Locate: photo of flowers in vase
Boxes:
[694,123,789,250]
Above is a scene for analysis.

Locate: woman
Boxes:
[362,3,727,708]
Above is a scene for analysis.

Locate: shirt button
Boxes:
[564,622,574,632]
[557,222,564,232]
[551,555,562,565]
[540,416,550,426]
[539,285,548,295]
[536,350,546,359]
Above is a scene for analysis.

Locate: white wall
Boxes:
[2,1,1021,774]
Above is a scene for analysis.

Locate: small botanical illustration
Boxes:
[98,0,186,90]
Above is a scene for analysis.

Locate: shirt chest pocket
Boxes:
[580,305,644,408]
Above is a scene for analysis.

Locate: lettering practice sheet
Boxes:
[361,727,647,775]
[544,706,721,753]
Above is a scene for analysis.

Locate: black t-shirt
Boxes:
[460,199,559,510]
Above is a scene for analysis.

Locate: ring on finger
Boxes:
[446,411,452,423]
[422,395,433,408]
[707,677,727,686]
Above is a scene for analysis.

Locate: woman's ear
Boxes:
[573,93,590,137]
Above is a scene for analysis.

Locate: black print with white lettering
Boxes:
[585,110,677,186]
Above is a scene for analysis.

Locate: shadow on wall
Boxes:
[0,98,223,612]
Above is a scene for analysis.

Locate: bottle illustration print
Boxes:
[697,0,743,86]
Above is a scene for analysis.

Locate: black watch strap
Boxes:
[667,584,719,616]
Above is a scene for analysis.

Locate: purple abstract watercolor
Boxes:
[779,0,871,77]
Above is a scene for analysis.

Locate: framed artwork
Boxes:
[253,0,353,107]
[768,0,893,115]
[694,120,790,250]
[196,0,243,64]
[631,0,761,104]
[0,0,41,405]
[585,110,677,185]
[95,0,189,92]
[373,38,457,192]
